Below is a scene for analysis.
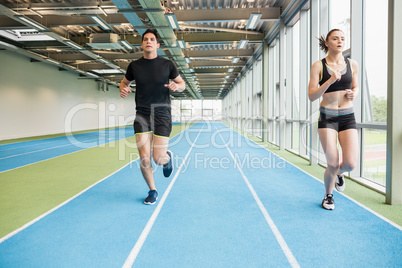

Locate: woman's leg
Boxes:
[338,129,358,174]
[318,128,340,194]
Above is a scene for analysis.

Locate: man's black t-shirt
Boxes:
[125,56,179,116]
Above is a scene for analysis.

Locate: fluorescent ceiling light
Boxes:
[97,58,109,64]
[0,40,18,49]
[246,13,262,30]
[65,41,83,50]
[89,15,112,31]
[225,75,230,79]
[165,13,180,30]
[15,16,47,31]
[27,8,43,18]
[176,40,186,49]
[185,57,191,63]
[238,40,249,49]
[0,29,55,42]
[46,58,60,65]
[231,57,240,63]
[228,68,234,72]
[119,40,132,50]
[86,72,99,78]
[98,5,108,16]
[189,68,195,72]
[92,69,121,74]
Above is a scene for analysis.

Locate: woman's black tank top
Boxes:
[319,57,353,93]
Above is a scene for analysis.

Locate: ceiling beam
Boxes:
[173,7,281,23]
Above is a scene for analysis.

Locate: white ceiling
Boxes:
[0,0,307,99]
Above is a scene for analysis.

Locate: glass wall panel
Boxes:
[181,100,193,121]
[292,21,300,121]
[363,0,388,123]
[362,128,386,186]
[292,122,300,150]
[203,99,222,121]
[171,99,181,122]
[329,0,351,50]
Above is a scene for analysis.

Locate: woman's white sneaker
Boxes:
[335,174,345,192]
[322,194,335,210]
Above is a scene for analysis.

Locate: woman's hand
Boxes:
[345,89,355,101]
[329,70,342,85]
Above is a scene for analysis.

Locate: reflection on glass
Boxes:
[363,129,386,186]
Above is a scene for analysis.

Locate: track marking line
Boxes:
[0,135,135,174]
[0,160,136,244]
[215,126,300,268]
[122,124,205,268]
[0,126,193,241]
[227,125,402,231]
[0,138,99,160]
[0,127,132,151]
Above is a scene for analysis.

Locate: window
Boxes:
[363,0,388,123]
[330,0,351,50]
[361,0,388,186]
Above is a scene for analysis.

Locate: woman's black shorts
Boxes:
[318,111,356,132]
[133,113,172,137]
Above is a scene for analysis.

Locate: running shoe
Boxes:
[322,194,335,210]
[163,150,174,177]
[144,190,158,205]
[335,174,345,192]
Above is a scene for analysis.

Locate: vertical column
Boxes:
[386,0,402,205]
[262,42,270,142]
[350,0,363,178]
[285,26,293,149]
[279,19,286,150]
[299,9,309,158]
[268,45,275,142]
[309,0,320,164]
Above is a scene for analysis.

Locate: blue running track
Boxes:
[0,122,401,267]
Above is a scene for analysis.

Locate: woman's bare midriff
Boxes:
[320,91,353,109]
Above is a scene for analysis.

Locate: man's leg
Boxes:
[152,135,170,166]
[136,133,155,190]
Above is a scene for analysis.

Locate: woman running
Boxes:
[308,29,359,210]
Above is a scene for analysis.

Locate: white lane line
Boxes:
[0,134,134,174]
[215,126,301,268]
[0,125,193,242]
[0,160,135,244]
[122,124,205,268]
[0,127,131,152]
[227,126,402,231]
[0,138,99,160]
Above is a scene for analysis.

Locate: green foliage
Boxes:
[371,95,387,122]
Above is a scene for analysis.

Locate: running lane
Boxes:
[0,123,179,173]
[0,123,202,267]
[0,127,134,173]
[214,123,402,267]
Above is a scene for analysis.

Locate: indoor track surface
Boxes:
[0,122,401,267]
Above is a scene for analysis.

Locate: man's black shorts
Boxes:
[133,113,172,137]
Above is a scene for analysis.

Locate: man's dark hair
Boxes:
[142,29,160,43]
